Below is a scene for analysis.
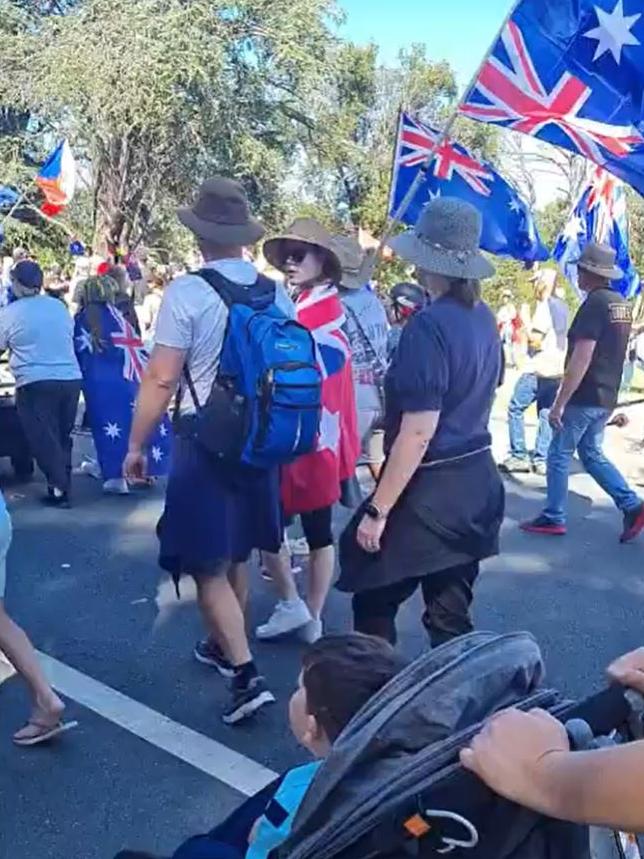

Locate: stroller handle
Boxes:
[559,685,634,739]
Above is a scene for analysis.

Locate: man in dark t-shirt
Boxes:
[522,243,644,543]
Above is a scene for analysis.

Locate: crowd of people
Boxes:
[2,176,644,854]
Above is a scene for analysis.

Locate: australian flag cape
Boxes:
[74,303,172,481]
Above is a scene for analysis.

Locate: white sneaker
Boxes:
[256,599,311,640]
[298,618,323,644]
[103,478,130,495]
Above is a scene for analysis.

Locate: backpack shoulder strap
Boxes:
[196,267,276,310]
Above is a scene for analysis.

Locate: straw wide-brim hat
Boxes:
[332,235,370,290]
[177,177,265,246]
[387,197,495,281]
[264,218,342,284]
[577,242,623,281]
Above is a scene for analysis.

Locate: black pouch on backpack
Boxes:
[174,369,250,465]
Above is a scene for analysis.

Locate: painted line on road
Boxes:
[38,652,278,796]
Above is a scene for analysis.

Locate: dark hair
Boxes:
[301,634,408,742]
[447,278,481,308]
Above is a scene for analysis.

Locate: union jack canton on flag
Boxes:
[389,112,549,262]
[461,0,644,195]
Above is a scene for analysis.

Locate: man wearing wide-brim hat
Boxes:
[522,241,644,543]
[125,177,293,724]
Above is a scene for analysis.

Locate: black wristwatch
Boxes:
[364,501,388,521]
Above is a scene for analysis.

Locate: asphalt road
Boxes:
[1,414,643,859]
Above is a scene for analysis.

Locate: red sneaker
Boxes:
[520,515,567,536]
[620,504,644,544]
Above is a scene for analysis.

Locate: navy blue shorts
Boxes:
[158,436,282,578]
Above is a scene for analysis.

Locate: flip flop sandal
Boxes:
[13,719,78,747]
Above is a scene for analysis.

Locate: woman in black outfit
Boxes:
[338,197,505,647]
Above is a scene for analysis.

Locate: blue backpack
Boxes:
[181,269,322,470]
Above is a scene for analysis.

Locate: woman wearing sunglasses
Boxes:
[256,219,360,643]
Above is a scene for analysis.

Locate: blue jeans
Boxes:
[508,373,553,463]
[544,405,641,525]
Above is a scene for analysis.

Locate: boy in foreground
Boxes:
[116,634,407,859]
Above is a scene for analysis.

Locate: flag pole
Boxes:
[368,0,520,279]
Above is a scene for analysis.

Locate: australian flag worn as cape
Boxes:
[74,304,172,481]
[461,0,644,196]
[390,112,548,263]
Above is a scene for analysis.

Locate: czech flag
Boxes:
[36,140,77,217]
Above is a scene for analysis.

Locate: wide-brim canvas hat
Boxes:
[577,242,623,280]
[264,218,342,284]
[332,235,369,289]
[177,177,265,246]
[387,197,495,281]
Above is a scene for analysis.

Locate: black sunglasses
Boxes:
[281,243,310,265]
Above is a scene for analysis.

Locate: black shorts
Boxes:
[299,506,333,551]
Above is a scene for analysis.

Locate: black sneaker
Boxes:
[41,491,71,509]
[621,504,644,544]
[222,676,275,725]
[193,639,235,678]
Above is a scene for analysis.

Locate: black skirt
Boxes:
[337,449,505,595]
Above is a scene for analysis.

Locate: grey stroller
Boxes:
[276,632,644,859]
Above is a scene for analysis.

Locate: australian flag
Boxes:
[74,304,172,481]
[461,0,644,195]
[390,112,549,262]
[554,167,640,299]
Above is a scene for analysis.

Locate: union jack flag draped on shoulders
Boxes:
[280,285,359,516]
[554,166,641,298]
[389,112,549,262]
[74,304,172,482]
[461,0,644,194]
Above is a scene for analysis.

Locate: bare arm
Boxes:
[356,410,439,553]
[128,344,185,453]
[372,411,439,514]
[552,339,596,413]
[462,647,644,833]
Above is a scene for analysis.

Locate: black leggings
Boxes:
[299,506,333,551]
[352,561,479,648]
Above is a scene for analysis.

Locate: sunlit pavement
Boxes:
[1,410,643,858]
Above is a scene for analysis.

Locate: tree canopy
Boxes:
[0,0,642,308]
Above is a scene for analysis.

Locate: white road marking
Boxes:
[38,652,278,796]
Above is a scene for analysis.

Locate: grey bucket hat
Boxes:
[387,197,495,280]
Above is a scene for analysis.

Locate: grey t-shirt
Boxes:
[0,294,81,388]
[154,259,294,414]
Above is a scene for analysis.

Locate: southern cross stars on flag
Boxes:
[461,0,644,195]
[389,112,549,262]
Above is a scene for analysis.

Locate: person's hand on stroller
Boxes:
[607,647,644,695]
[459,708,570,815]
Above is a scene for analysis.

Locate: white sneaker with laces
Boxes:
[255,598,312,640]
[298,617,323,644]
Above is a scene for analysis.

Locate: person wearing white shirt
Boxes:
[124,178,288,725]
[502,270,569,476]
